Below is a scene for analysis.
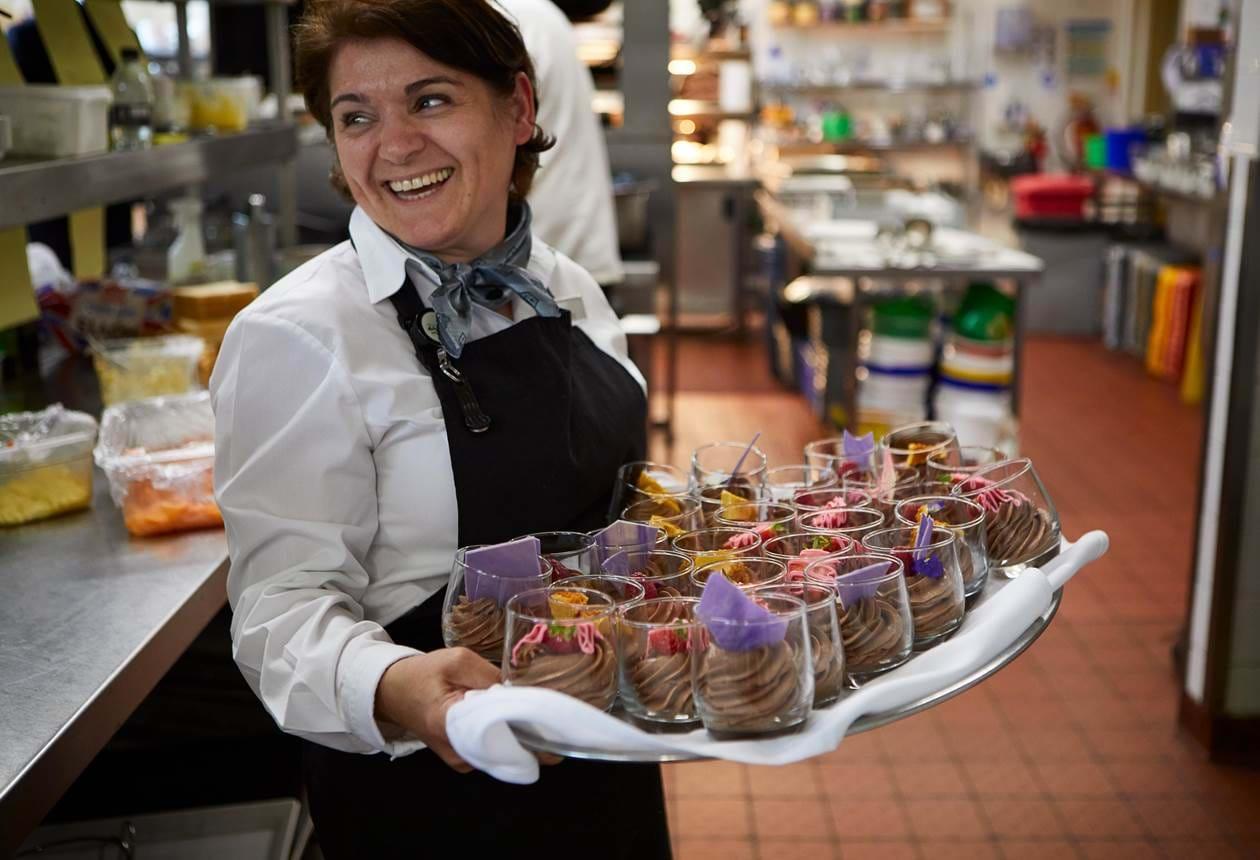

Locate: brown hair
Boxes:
[295,0,555,200]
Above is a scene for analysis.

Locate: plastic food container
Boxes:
[94,392,222,537]
[92,335,205,407]
[0,85,111,157]
[183,77,262,133]
[0,405,98,526]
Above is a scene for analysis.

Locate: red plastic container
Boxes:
[1010,174,1095,221]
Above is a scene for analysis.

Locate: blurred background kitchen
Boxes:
[3,0,1260,858]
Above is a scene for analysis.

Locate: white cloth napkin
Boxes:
[447,531,1110,783]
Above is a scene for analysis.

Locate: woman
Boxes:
[209,0,668,855]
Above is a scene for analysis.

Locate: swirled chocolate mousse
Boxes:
[632,652,693,715]
[986,499,1054,564]
[445,596,505,660]
[905,572,964,640]
[510,623,617,710]
[838,596,907,674]
[632,593,690,622]
[697,640,802,734]
[809,621,846,705]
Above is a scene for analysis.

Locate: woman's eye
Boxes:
[414,95,448,112]
[339,112,369,129]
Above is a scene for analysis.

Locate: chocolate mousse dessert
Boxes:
[696,640,805,737]
[904,570,964,645]
[445,596,504,661]
[985,497,1055,564]
[809,619,846,706]
[509,622,618,710]
[837,593,910,677]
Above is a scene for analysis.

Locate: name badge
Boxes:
[420,310,441,343]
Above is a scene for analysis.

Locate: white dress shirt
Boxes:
[495,0,623,284]
[210,206,643,756]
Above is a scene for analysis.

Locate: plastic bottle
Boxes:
[168,197,206,285]
[110,48,155,151]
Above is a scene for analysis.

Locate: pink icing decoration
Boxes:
[824,495,848,509]
[810,509,849,529]
[723,531,760,550]
[788,548,837,582]
[511,622,548,666]
[878,448,896,496]
[959,476,1030,514]
[576,622,598,655]
[754,522,780,540]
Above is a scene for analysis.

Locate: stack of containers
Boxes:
[857,295,934,432]
[934,283,1016,449]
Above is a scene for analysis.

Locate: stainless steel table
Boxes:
[0,477,228,857]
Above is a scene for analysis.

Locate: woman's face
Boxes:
[328,37,536,262]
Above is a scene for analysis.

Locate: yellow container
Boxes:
[0,406,97,526]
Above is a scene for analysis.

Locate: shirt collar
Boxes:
[349,204,571,304]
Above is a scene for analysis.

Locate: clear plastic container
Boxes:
[92,335,205,407]
[0,405,97,526]
[94,392,221,537]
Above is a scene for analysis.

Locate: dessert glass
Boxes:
[524,530,598,580]
[895,495,989,599]
[693,593,813,738]
[550,574,647,611]
[671,527,763,568]
[714,501,796,541]
[804,437,877,482]
[951,458,1060,576]
[761,532,854,582]
[622,496,705,540]
[691,441,768,495]
[751,581,846,708]
[863,525,967,650]
[600,548,695,600]
[880,421,962,475]
[608,461,693,523]
[807,553,913,682]
[503,586,619,710]
[798,506,886,542]
[691,557,788,594]
[618,596,703,728]
[924,446,1006,489]
[766,464,839,502]
[442,548,550,661]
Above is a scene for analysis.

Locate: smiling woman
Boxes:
[208,0,660,856]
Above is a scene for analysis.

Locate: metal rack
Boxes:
[0,123,298,231]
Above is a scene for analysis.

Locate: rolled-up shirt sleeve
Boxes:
[211,312,425,756]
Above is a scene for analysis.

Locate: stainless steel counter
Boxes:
[0,474,228,857]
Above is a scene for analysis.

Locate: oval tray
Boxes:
[513,587,1062,763]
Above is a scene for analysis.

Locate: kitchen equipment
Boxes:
[233,194,278,288]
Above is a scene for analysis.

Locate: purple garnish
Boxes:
[834,561,891,606]
[696,572,787,651]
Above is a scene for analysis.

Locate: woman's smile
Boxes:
[383,166,456,201]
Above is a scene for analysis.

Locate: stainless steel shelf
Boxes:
[0,122,299,230]
[761,80,981,94]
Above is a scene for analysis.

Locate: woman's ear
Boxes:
[510,71,537,147]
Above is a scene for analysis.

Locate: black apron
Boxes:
[301,277,670,859]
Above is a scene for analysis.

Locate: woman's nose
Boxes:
[377,115,425,164]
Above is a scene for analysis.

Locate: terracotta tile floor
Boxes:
[649,335,1260,860]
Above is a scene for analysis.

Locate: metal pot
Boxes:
[613,180,656,253]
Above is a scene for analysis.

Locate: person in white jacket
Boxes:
[496,0,623,285]
[210,1,665,856]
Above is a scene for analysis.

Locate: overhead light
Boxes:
[678,119,697,134]
[668,59,697,76]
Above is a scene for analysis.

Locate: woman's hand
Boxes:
[374,648,501,772]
